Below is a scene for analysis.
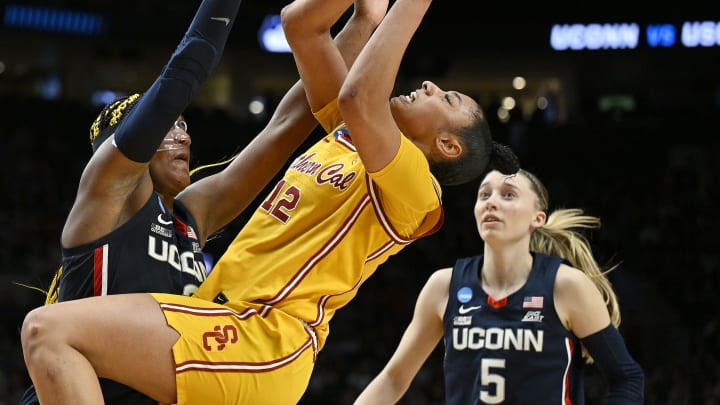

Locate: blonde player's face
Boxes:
[473,171,545,244]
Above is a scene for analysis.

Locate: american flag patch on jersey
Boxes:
[175,220,198,240]
[186,226,197,240]
[523,296,544,309]
[334,128,350,139]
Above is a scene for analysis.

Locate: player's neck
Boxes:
[480,250,533,299]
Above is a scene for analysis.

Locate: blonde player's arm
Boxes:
[555,265,645,401]
[354,268,450,404]
[555,264,612,338]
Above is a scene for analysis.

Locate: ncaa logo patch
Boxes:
[457,287,473,303]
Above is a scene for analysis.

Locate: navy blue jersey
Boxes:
[34,193,207,405]
[58,193,206,300]
[443,252,585,405]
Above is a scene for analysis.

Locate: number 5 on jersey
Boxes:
[481,358,506,404]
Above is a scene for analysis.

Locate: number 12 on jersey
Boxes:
[261,179,301,223]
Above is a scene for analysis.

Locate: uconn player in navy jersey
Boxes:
[355,169,644,404]
[20,0,320,403]
[58,189,207,300]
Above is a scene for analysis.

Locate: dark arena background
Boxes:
[1,1,719,403]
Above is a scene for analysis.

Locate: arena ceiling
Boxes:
[1,0,719,130]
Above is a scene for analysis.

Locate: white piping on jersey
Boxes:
[431,177,441,201]
[309,274,363,328]
[366,174,412,244]
[157,194,167,213]
[366,241,396,263]
[299,318,319,361]
[159,302,315,373]
[159,302,272,319]
[335,133,356,151]
[262,169,439,329]
[561,337,573,404]
[100,244,109,296]
[176,338,314,373]
[310,294,330,328]
[263,195,373,306]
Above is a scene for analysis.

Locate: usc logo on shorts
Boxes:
[202,325,238,351]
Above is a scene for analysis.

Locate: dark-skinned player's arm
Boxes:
[182,0,388,242]
[338,0,431,173]
[281,0,387,113]
[63,0,241,247]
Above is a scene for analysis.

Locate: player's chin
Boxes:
[174,177,191,194]
[171,169,191,186]
[389,98,407,118]
[389,96,406,108]
[478,228,501,243]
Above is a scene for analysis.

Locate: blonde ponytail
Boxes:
[530,209,620,328]
[520,170,620,363]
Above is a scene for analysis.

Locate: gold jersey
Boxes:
[194,100,443,350]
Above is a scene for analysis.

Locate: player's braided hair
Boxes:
[89,93,142,152]
[38,94,242,305]
[38,150,232,305]
[13,265,62,305]
[29,94,144,305]
[44,266,62,304]
[22,96,144,305]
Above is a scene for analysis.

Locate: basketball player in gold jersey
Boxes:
[21,0,519,404]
